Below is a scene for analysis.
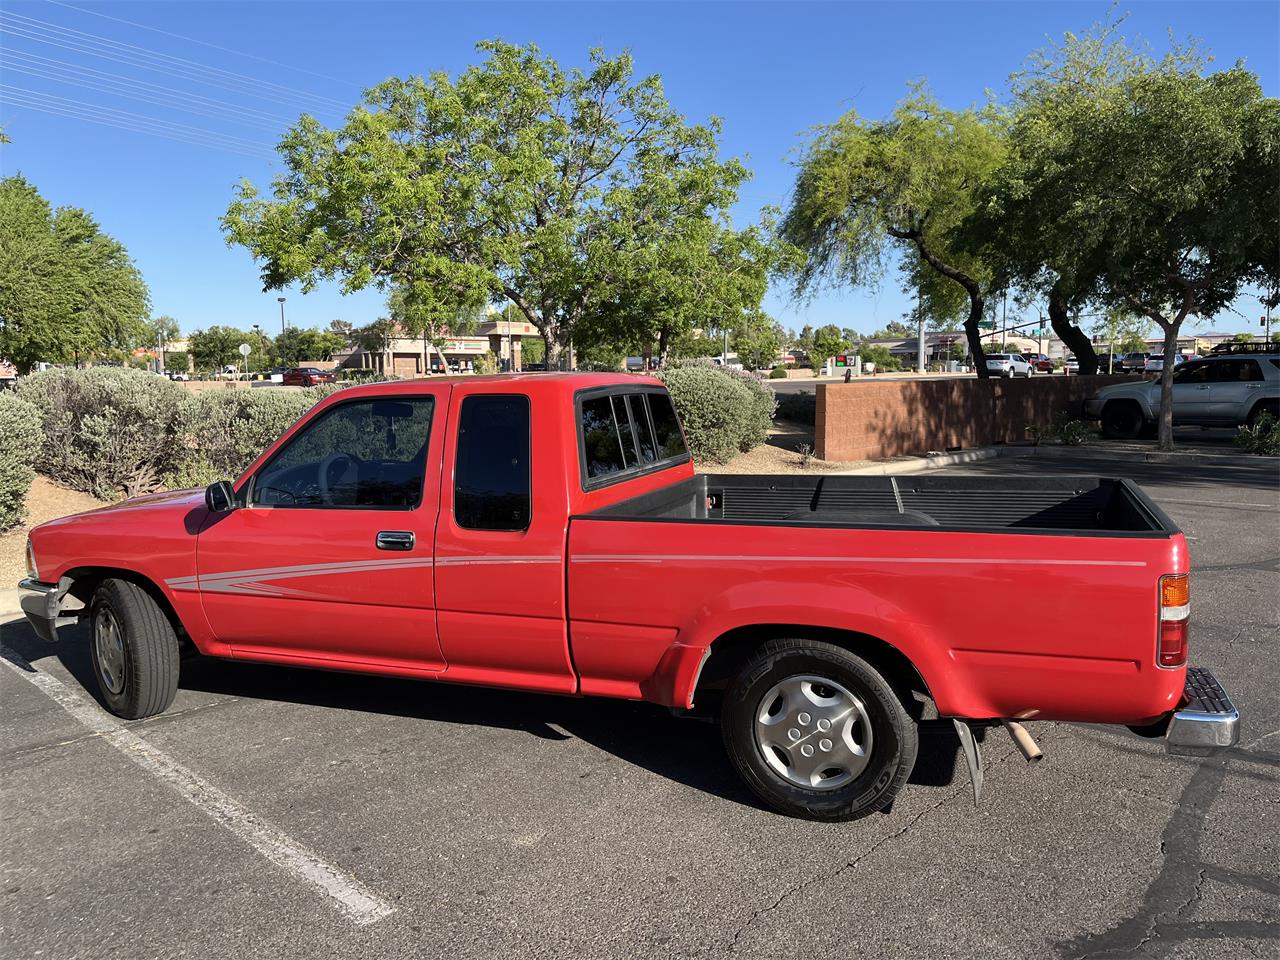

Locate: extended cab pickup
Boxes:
[19,373,1240,820]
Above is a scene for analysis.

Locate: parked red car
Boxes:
[281,367,336,387]
[1022,353,1054,372]
[19,373,1238,821]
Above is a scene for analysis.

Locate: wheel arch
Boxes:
[62,566,189,642]
[691,623,934,718]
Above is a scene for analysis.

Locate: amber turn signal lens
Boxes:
[1160,574,1189,609]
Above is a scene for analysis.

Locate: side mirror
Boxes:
[204,480,237,513]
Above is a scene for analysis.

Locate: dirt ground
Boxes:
[0,478,105,586]
[698,419,870,475]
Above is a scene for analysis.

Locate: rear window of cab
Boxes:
[576,387,689,490]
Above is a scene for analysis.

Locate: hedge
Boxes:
[0,392,41,532]
[16,368,189,499]
[657,362,774,463]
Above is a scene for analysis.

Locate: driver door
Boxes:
[192,388,449,672]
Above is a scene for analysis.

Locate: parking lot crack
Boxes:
[725,747,1021,956]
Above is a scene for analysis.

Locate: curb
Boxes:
[832,448,1001,476]
[829,443,1274,475]
[0,588,24,620]
[998,444,1276,467]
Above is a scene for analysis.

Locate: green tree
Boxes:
[0,175,149,373]
[1092,307,1154,355]
[793,324,816,363]
[987,24,1279,447]
[272,326,348,365]
[189,325,259,373]
[519,335,546,366]
[385,286,483,374]
[1232,332,1255,343]
[145,314,180,346]
[731,313,782,370]
[867,320,915,339]
[811,324,851,367]
[781,85,1005,377]
[224,42,761,370]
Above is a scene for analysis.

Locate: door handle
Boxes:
[376,531,415,551]
[1196,385,1210,391]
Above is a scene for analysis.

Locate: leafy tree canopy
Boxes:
[981,21,1278,446]
[0,175,150,373]
[272,326,348,365]
[781,85,1006,374]
[730,312,781,370]
[223,41,772,368]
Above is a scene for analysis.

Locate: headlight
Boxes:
[26,539,38,581]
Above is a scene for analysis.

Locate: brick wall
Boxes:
[815,376,1134,461]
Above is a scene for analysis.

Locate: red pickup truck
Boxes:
[19,373,1239,820]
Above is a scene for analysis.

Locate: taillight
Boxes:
[1158,574,1189,668]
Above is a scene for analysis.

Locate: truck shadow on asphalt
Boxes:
[2,616,965,814]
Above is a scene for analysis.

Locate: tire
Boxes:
[1101,401,1145,440]
[1246,401,1278,428]
[721,639,918,821]
[89,579,180,719]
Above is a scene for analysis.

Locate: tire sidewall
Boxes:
[89,590,133,713]
[723,644,914,821]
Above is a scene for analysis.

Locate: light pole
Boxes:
[277,297,287,335]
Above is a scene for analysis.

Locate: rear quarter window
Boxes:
[576,388,689,489]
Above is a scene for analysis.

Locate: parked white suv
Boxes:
[1083,345,1280,438]
[985,353,1032,378]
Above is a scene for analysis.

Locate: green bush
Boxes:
[768,366,789,380]
[16,368,188,499]
[657,362,773,463]
[774,391,816,425]
[1234,412,1280,456]
[0,392,41,532]
[174,387,328,484]
[859,345,902,372]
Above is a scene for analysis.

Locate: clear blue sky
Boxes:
[2,1,1276,338]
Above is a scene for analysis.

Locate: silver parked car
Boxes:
[1083,345,1280,438]
[1143,353,1188,373]
[985,353,1033,378]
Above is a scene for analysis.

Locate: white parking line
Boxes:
[0,644,394,926]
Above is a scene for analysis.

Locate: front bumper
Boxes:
[18,578,64,643]
[1165,667,1240,756]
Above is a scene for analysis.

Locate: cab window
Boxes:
[252,397,434,508]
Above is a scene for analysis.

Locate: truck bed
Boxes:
[585,474,1175,536]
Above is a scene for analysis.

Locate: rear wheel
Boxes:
[89,579,180,719]
[1101,401,1145,440]
[721,639,918,821]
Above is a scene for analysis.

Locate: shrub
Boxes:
[0,392,41,532]
[859,345,902,372]
[17,368,188,499]
[174,387,324,484]
[473,351,500,375]
[774,391,817,425]
[1234,412,1280,456]
[657,362,773,463]
[768,366,789,379]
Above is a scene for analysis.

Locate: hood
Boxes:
[34,487,205,531]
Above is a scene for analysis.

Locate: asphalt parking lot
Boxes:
[2,453,1277,959]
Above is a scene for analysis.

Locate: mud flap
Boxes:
[952,718,984,806]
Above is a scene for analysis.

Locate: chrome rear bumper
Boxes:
[1166,667,1240,756]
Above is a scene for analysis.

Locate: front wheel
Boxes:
[89,579,180,719]
[1101,401,1145,440]
[721,639,918,821]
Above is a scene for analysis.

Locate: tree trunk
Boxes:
[543,333,560,370]
[1047,284,1099,375]
[1155,320,1180,451]
[963,297,989,380]
[657,326,670,369]
[891,226,990,379]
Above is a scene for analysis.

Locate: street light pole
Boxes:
[277,297,287,335]
[915,284,925,375]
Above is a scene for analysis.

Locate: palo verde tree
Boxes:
[0,175,150,372]
[224,41,760,369]
[984,24,1279,447]
[780,86,1006,377]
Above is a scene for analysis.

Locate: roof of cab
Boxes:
[316,371,662,400]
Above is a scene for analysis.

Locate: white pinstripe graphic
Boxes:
[570,555,1148,567]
